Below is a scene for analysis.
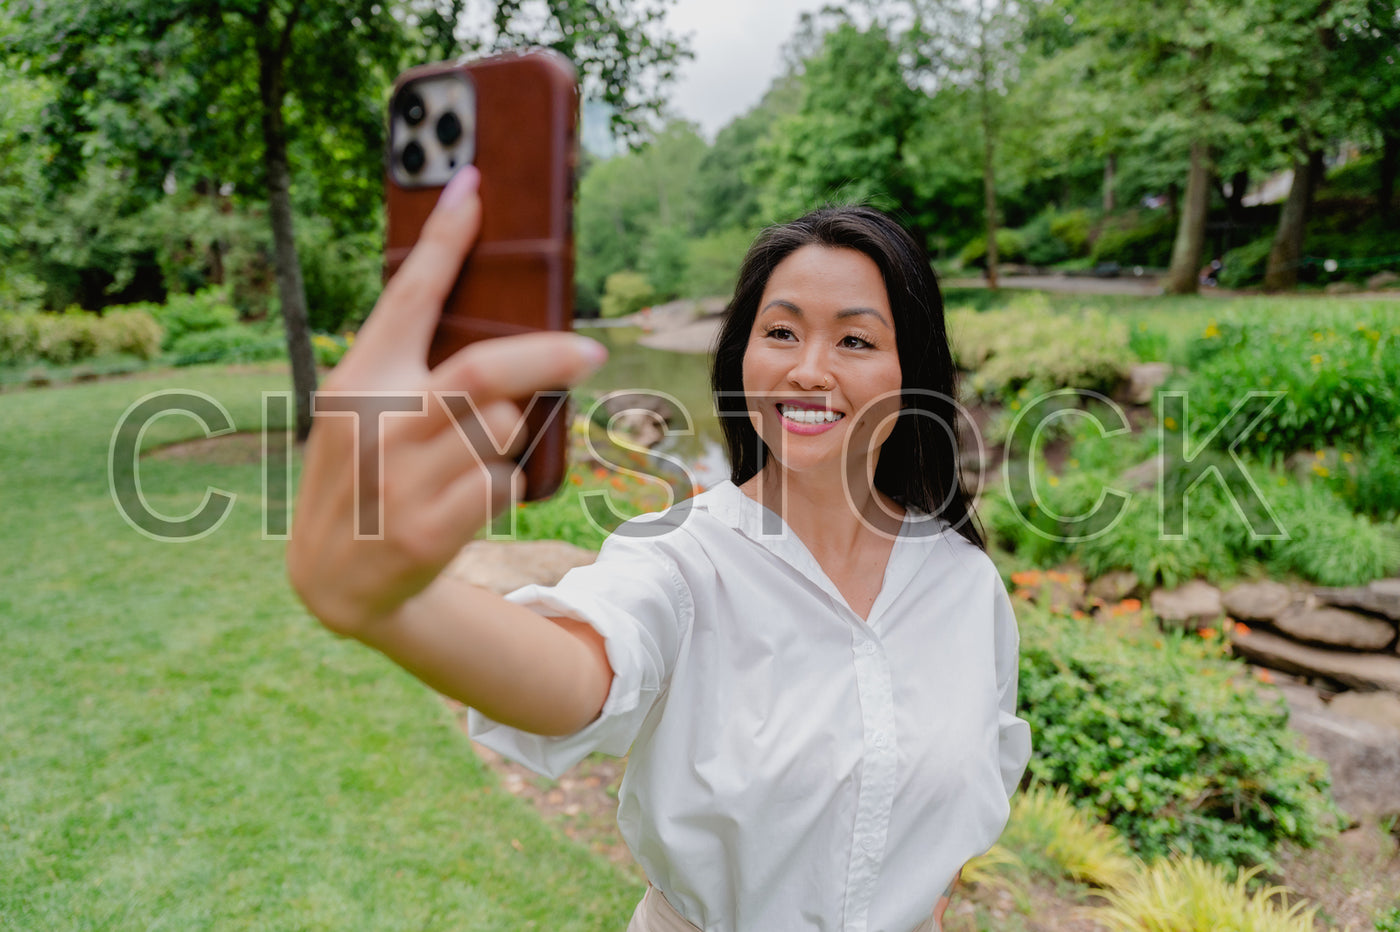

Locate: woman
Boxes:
[288,166,1030,932]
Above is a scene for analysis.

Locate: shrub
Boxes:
[1018,604,1340,869]
[145,288,240,350]
[298,223,381,333]
[998,785,1138,890]
[599,271,655,319]
[0,308,163,367]
[1092,859,1318,932]
[169,325,286,366]
[1091,212,1175,268]
[1177,308,1400,458]
[957,228,1026,269]
[1217,236,1273,289]
[1339,443,1400,521]
[100,309,163,360]
[311,332,353,369]
[949,297,1131,400]
[1264,481,1400,586]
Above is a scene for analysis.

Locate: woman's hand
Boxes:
[286,167,606,636]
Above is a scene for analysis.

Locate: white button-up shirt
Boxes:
[470,480,1032,932]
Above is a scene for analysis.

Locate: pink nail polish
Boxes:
[439,165,480,209]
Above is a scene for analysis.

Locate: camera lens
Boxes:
[436,111,462,147]
[401,141,425,174]
[400,91,426,126]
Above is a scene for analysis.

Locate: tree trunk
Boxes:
[1164,140,1211,295]
[978,2,999,291]
[1263,148,1324,292]
[257,16,317,441]
[1381,133,1398,221]
[1102,153,1116,213]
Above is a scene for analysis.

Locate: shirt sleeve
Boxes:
[993,582,1033,799]
[466,527,693,780]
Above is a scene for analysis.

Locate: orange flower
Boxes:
[592,467,608,480]
[1234,622,1253,637]
[1010,570,1043,587]
[1013,588,1035,601]
[1197,627,1218,639]
[610,476,628,491]
[1046,570,1071,584]
[1071,610,1087,620]
[569,474,583,486]
[1113,598,1141,615]
[1254,668,1274,683]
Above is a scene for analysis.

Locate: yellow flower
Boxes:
[1342,451,1354,463]
[1310,353,1322,366]
[1203,323,1220,339]
[1313,464,1330,478]
[343,331,356,345]
[1048,475,1061,487]
[1009,400,1021,410]
[1164,417,1177,430]
[1315,450,1326,459]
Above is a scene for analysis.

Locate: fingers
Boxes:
[430,331,607,401]
[352,167,484,372]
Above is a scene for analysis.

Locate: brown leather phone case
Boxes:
[384,51,578,501]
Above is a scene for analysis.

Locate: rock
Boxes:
[1367,270,1399,290]
[1329,691,1400,735]
[1088,569,1140,604]
[1279,697,1400,821]
[1119,453,1163,492]
[610,409,666,449]
[1126,362,1173,404]
[1150,580,1223,627]
[1229,627,1400,692]
[1222,580,1295,622]
[445,540,597,595]
[1274,604,1397,651]
[1316,579,1400,622]
[1325,280,1360,295]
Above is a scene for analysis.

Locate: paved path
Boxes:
[942,274,1165,295]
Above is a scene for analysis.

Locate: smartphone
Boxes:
[384,50,578,501]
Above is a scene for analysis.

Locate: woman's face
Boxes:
[741,245,903,481]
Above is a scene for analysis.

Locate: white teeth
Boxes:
[778,404,843,424]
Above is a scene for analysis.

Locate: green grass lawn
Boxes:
[0,364,641,931]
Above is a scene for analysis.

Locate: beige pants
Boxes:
[626,885,941,932]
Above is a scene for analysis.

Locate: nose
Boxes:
[787,344,833,391]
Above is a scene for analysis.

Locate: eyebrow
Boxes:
[760,300,892,329]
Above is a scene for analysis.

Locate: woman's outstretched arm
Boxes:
[286,166,612,737]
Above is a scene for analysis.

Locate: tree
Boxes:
[872,0,1029,288]
[10,0,687,439]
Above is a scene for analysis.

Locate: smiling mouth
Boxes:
[777,403,844,425]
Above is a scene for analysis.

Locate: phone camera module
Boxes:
[400,141,426,175]
[400,90,427,126]
[435,111,462,147]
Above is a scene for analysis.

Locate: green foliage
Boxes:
[1177,307,1400,459]
[1217,236,1274,289]
[311,333,352,369]
[1091,212,1176,268]
[0,307,162,366]
[1336,443,1400,522]
[1018,605,1340,869]
[957,229,1027,269]
[682,227,754,300]
[1376,906,1400,932]
[599,272,655,319]
[1127,320,1170,361]
[296,221,381,334]
[1265,481,1400,586]
[142,288,240,351]
[168,325,285,366]
[1092,859,1319,932]
[1005,209,1096,267]
[948,296,1131,400]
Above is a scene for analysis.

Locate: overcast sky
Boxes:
[663,0,831,139]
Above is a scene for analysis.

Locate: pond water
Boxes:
[574,323,731,489]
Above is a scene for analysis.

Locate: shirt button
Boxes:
[874,733,889,749]
[861,836,877,851]
[861,641,877,656]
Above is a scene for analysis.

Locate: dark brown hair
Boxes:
[710,205,984,550]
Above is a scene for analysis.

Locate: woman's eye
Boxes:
[766,327,796,341]
[841,335,873,349]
